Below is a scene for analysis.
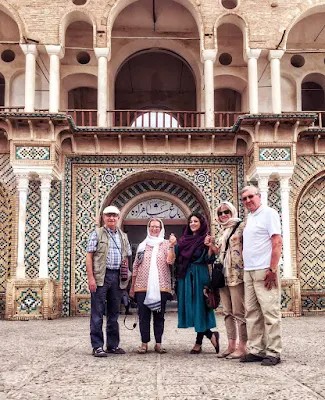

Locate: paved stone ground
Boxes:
[1,312,325,400]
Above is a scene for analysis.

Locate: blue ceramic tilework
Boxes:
[259,147,291,161]
[24,181,41,279]
[48,181,62,280]
[16,146,50,160]
[63,155,244,316]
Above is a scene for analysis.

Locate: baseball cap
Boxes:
[102,205,120,215]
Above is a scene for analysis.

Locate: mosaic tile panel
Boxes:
[74,168,98,297]
[113,180,202,214]
[268,181,282,217]
[24,181,41,279]
[0,186,11,296]
[302,295,325,312]
[176,168,212,207]
[259,147,291,161]
[0,155,16,195]
[64,155,244,316]
[15,146,50,160]
[298,177,325,311]
[48,181,62,280]
[16,287,42,315]
[98,167,136,209]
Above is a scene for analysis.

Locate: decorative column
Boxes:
[280,176,292,278]
[94,48,110,127]
[39,175,52,279]
[16,175,29,279]
[268,50,284,114]
[20,44,38,112]
[257,175,270,206]
[202,49,217,128]
[46,45,64,113]
[246,49,261,114]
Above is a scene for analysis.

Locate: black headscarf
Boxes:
[177,213,209,278]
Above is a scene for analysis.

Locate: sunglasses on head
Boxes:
[242,194,257,202]
[217,209,231,217]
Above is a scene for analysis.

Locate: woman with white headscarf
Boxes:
[212,201,247,359]
[130,218,175,354]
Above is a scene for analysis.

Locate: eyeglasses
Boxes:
[242,194,257,202]
[217,209,231,217]
[105,213,119,218]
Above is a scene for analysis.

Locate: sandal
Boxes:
[217,350,232,358]
[211,331,220,354]
[154,345,167,354]
[137,345,148,354]
[190,346,202,354]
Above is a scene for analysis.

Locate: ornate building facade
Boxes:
[0,0,324,319]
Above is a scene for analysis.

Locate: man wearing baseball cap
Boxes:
[86,205,132,357]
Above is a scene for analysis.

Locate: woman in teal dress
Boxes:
[170,212,219,354]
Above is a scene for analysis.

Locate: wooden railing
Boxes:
[306,111,325,128]
[214,112,246,127]
[107,110,204,128]
[65,109,98,127]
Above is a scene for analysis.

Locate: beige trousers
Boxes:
[244,269,282,358]
[219,283,247,342]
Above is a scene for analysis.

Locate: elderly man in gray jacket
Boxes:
[86,205,132,357]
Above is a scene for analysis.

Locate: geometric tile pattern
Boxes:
[16,146,50,160]
[268,181,282,217]
[259,147,291,161]
[0,155,15,318]
[16,287,42,315]
[74,167,98,296]
[176,168,213,206]
[298,177,325,312]
[0,184,12,318]
[113,180,202,214]
[48,181,61,280]
[24,181,41,279]
[64,155,245,316]
[0,154,16,195]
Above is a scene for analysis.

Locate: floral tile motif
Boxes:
[16,287,42,315]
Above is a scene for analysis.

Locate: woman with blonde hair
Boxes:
[213,201,247,359]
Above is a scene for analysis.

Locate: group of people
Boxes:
[86,185,283,366]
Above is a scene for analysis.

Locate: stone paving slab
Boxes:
[1,313,325,399]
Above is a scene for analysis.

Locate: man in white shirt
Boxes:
[240,185,283,366]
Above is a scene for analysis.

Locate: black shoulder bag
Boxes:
[211,221,241,290]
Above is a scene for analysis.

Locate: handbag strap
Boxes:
[107,229,123,257]
[224,221,241,253]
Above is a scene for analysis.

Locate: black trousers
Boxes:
[90,269,122,349]
[136,292,169,344]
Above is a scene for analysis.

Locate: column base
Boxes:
[281,278,301,317]
[5,278,61,320]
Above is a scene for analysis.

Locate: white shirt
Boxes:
[243,205,281,270]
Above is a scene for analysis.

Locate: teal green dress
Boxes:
[176,246,216,332]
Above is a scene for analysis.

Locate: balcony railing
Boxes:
[1,107,323,129]
[108,110,204,128]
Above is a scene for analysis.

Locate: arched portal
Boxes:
[297,176,325,313]
[115,49,197,122]
[301,74,325,111]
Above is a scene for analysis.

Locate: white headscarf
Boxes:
[137,218,165,311]
[216,202,241,277]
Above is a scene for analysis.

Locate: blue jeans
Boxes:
[90,269,122,349]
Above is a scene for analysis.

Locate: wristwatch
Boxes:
[269,267,277,273]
